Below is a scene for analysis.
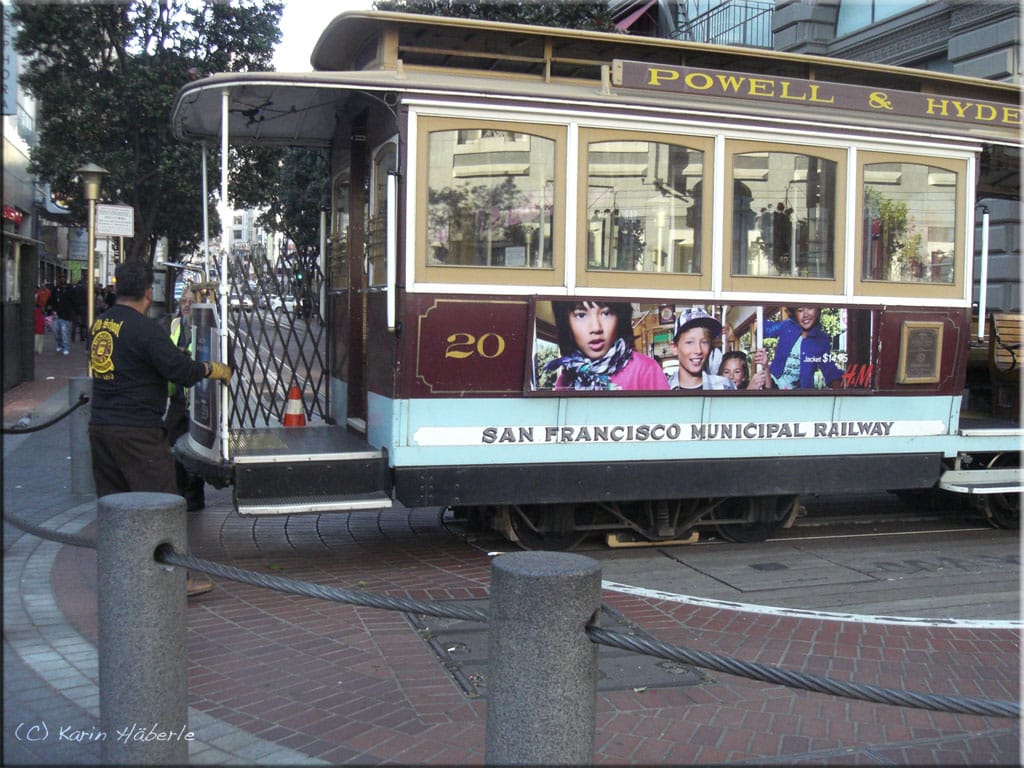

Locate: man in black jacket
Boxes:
[89,261,232,596]
[70,276,89,344]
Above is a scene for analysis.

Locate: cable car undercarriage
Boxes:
[453,495,803,550]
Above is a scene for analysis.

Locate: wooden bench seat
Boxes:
[988,312,1022,420]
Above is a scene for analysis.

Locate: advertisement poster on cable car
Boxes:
[532,301,873,393]
[189,304,221,456]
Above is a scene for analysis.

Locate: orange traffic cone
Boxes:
[282,385,306,427]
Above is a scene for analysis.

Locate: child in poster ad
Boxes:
[719,350,769,390]
[763,307,845,389]
[534,300,862,393]
[544,300,667,391]
[667,308,734,390]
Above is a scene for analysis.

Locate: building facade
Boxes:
[773,0,1020,312]
[611,1,1020,313]
[3,4,40,390]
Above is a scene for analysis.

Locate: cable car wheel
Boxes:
[504,503,589,551]
[708,496,783,543]
[972,452,1020,530]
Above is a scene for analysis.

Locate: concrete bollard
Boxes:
[97,493,189,765]
[484,551,601,765]
[69,376,94,494]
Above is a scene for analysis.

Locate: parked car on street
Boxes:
[229,293,254,311]
[273,294,296,313]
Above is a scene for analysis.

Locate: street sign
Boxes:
[96,203,134,237]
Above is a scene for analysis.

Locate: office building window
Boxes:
[836,1,925,36]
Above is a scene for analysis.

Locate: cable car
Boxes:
[170,11,1021,546]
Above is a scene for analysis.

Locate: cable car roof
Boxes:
[310,10,1020,98]
[171,11,1021,148]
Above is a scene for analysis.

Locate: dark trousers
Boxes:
[89,424,177,498]
[163,398,205,509]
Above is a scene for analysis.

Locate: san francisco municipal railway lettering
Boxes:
[481,420,898,444]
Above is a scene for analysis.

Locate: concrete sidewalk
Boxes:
[2,348,1020,765]
[4,345,321,764]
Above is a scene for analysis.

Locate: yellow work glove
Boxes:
[206,361,233,382]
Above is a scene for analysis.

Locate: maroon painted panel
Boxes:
[875,308,968,395]
[329,291,349,382]
[366,292,398,396]
[401,295,530,397]
[389,296,966,398]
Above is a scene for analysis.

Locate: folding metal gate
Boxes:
[224,249,328,428]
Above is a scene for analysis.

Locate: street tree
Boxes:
[250,147,330,296]
[12,0,284,265]
[373,0,617,31]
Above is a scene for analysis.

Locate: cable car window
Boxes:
[329,173,349,291]
[368,143,397,288]
[577,130,713,291]
[862,161,957,285]
[426,128,555,269]
[731,150,838,279]
[586,140,704,275]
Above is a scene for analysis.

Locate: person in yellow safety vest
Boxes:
[163,286,205,511]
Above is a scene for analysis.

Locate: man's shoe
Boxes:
[186,575,214,597]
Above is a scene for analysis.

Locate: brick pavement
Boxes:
[3,347,1021,765]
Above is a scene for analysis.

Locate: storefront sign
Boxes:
[2,5,16,117]
[96,203,135,238]
[2,204,23,225]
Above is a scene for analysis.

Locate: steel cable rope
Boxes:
[3,510,96,550]
[1,392,89,434]
[3,508,1019,721]
[585,625,1020,719]
[157,547,491,622]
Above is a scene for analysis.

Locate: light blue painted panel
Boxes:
[330,377,347,423]
[388,394,968,468]
[367,390,393,450]
[833,395,957,426]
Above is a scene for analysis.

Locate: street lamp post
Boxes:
[76,162,109,342]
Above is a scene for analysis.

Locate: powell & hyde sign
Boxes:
[612,60,1021,133]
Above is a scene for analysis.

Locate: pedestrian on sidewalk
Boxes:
[35,282,51,311]
[88,261,233,597]
[52,277,75,355]
[43,305,56,349]
[34,304,47,355]
[70,276,89,344]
